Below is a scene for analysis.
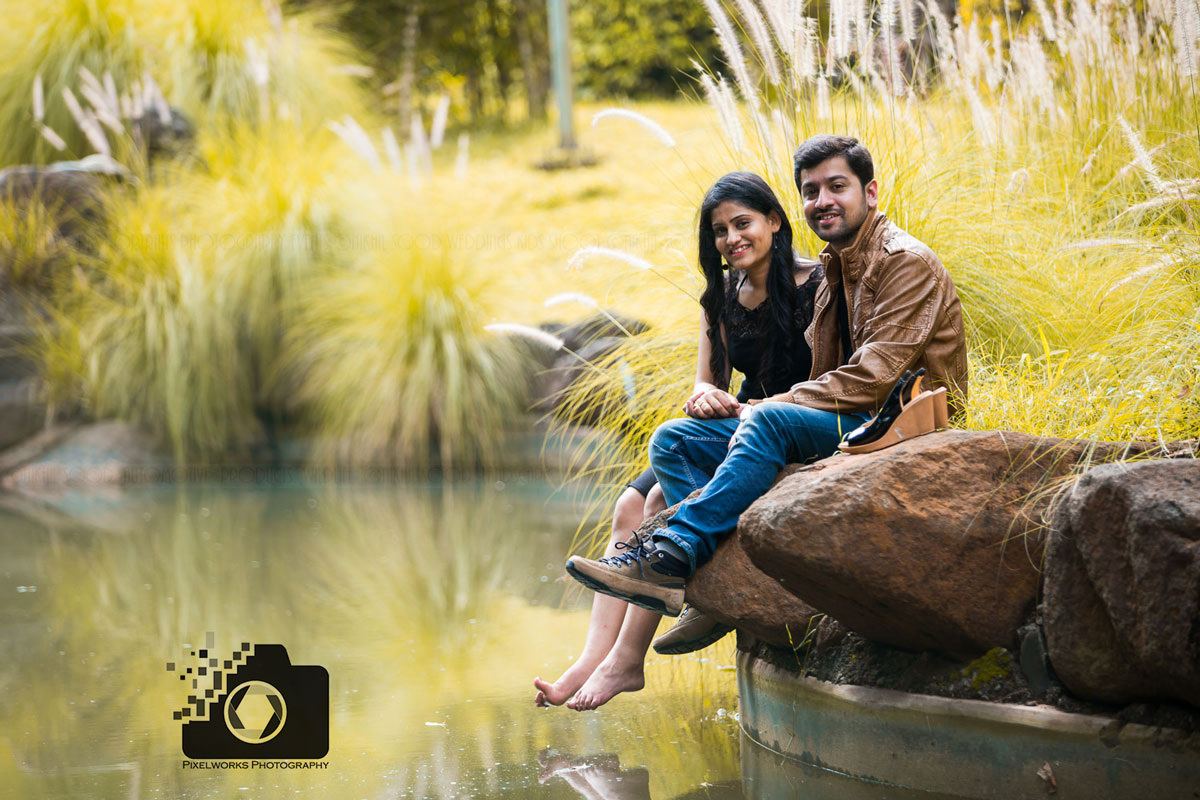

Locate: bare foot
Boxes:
[534,657,601,707]
[566,656,645,711]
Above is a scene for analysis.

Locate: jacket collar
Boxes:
[819,208,885,282]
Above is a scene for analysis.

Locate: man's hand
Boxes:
[746,392,796,406]
[684,388,741,419]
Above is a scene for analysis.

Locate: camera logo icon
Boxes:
[168,640,328,760]
[224,680,287,744]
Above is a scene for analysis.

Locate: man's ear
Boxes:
[865,178,879,210]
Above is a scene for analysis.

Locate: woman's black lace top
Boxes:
[726,260,824,403]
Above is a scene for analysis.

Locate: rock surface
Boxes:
[0,421,173,490]
[635,484,822,650]
[739,430,1149,656]
[685,528,822,649]
[0,377,43,452]
[531,311,649,424]
[1043,459,1200,707]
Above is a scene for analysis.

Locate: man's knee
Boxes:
[649,417,690,461]
[739,401,800,437]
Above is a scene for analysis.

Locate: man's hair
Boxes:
[793,135,874,190]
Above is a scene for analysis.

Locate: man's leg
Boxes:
[653,402,869,572]
[563,416,739,617]
[647,416,740,506]
[565,404,866,614]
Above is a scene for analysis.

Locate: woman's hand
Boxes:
[684,388,741,419]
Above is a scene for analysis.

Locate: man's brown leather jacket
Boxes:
[787,208,968,415]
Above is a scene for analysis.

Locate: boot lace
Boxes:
[600,532,656,568]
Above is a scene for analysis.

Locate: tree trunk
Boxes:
[396,2,420,131]
[517,0,547,119]
[488,4,512,114]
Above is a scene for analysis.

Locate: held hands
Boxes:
[683,388,740,419]
[731,393,795,448]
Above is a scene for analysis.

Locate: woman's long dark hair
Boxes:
[698,171,798,391]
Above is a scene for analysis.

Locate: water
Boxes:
[0,477,977,799]
[0,477,755,799]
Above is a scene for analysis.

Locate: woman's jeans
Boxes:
[647,402,870,573]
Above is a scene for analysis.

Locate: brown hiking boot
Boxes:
[565,534,687,617]
[651,606,734,655]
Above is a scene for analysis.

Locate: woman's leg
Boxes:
[534,486,646,706]
[567,485,668,711]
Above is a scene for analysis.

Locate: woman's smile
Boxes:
[711,200,781,273]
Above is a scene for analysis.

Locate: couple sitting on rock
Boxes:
[534,134,968,711]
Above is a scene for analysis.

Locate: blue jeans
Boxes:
[647,402,870,573]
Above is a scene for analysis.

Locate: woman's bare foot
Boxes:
[534,657,602,707]
[565,655,645,711]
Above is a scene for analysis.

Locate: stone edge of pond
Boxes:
[735,648,1200,800]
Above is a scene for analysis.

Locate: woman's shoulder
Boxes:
[791,253,824,287]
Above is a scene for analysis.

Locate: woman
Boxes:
[534,172,823,711]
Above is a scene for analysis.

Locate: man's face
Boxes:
[799,156,878,250]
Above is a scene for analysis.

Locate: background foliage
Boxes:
[288,0,721,126]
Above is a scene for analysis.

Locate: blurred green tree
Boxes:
[289,0,719,125]
[573,0,719,99]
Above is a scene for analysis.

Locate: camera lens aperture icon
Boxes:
[224,680,287,744]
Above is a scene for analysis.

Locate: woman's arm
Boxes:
[684,308,740,418]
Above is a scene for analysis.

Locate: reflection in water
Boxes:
[0,478,749,799]
[739,732,970,800]
[538,748,651,800]
[538,748,749,800]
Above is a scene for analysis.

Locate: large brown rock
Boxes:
[1043,459,1200,706]
[739,430,1149,657]
[636,500,821,649]
[686,531,822,649]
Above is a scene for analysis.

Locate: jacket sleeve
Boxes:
[787,250,946,413]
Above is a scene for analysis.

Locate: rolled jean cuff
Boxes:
[652,528,698,576]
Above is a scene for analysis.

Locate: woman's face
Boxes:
[710,200,781,273]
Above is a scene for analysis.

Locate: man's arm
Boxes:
[776,250,948,413]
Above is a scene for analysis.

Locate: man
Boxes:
[566,135,968,650]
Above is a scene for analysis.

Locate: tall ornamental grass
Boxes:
[549,0,1199,543]
[274,232,528,471]
[35,117,527,470]
[0,0,366,166]
[14,0,532,471]
[39,180,263,462]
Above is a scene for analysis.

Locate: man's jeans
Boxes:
[647,402,870,573]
